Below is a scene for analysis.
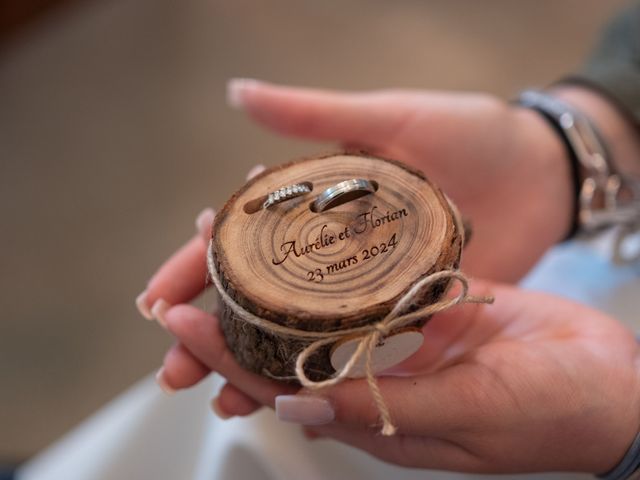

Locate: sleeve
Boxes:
[562,3,640,128]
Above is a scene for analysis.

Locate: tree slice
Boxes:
[210,152,463,381]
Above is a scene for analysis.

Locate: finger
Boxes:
[164,304,298,406]
[227,79,415,148]
[136,208,215,320]
[158,343,210,393]
[246,164,266,181]
[213,382,262,418]
[304,424,484,472]
[137,163,265,320]
[195,207,216,243]
[135,235,208,319]
[315,374,467,434]
[275,359,489,436]
[160,342,263,419]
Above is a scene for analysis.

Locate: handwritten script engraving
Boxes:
[272,205,408,267]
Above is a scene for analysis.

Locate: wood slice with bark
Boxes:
[210,152,464,382]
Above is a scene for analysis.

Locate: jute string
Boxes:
[206,242,493,436]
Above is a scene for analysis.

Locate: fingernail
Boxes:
[155,367,175,395]
[135,290,153,320]
[211,397,233,420]
[195,207,216,238]
[275,395,334,426]
[227,78,262,109]
[246,164,266,181]
[151,298,170,328]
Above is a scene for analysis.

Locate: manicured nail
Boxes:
[155,367,175,395]
[211,397,233,420]
[151,298,170,328]
[227,78,262,109]
[275,395,334,426]
[195,207,216,239]
[135,290,153,320]
[246,164,266,181]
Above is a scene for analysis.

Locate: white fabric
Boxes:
[18,234,640,480]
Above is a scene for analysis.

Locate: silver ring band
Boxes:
[262,183,311,209]
[312,179,376,213]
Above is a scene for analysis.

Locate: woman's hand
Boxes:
[139,81,575,392]
[135,165,269,400]
[152,274,640,475]
[135,81,640,474]
[228,80,574,282]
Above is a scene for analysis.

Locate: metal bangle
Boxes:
[597,430,640,480]
[518,89,640,263]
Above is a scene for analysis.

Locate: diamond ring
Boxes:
[262,183,312,210]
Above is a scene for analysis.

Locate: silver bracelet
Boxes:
[518,90,640,264]
[597,431,640,480]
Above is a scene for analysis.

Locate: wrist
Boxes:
[549,85,640,180]
[517,87,640,251]
[509,105,575,243]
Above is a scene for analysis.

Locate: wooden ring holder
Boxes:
[210,152,464,381]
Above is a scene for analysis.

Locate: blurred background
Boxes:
[0,0,631,466]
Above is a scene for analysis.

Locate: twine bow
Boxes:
[207,243,493,436]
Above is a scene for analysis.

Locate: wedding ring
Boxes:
[262,183,312,209]
[312,179,377,212]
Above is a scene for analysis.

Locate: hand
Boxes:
[135,165,273,403]
[139,80,574,393]
[154,276,640,475]
[134,81,640,475]
[228,79,574,282]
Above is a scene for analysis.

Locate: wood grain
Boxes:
[211,153,463,381]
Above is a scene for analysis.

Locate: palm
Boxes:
[317,283,640,473]
[368,93,571,282]
[239,84,572,282]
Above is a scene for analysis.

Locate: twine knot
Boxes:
[373,322,389,336]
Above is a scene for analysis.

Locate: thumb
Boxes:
[226,78,415,148]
